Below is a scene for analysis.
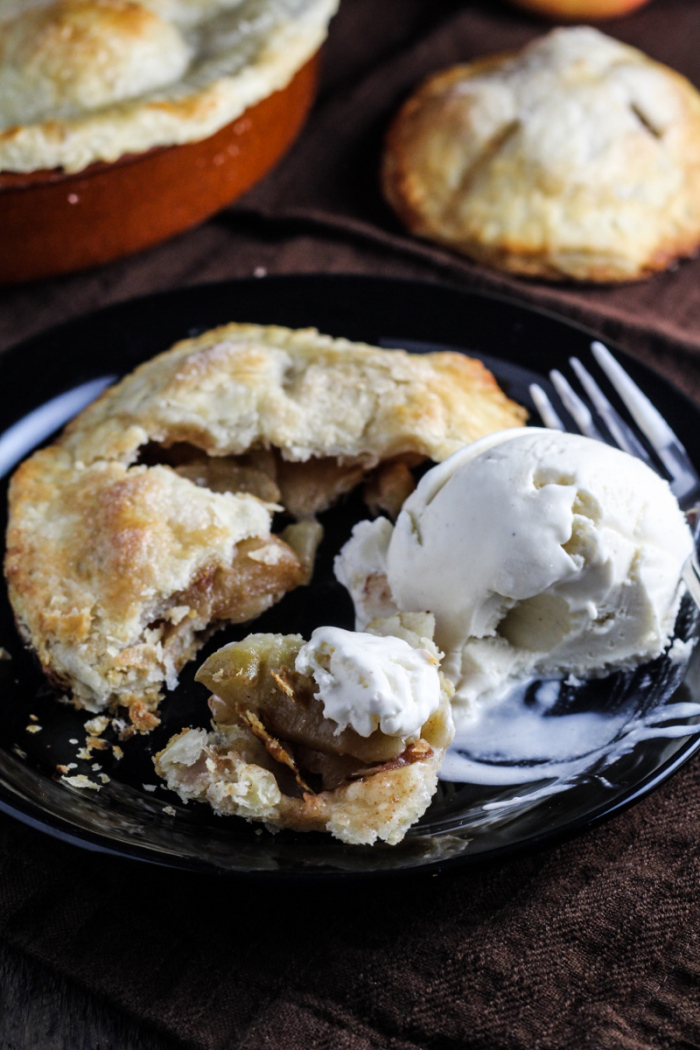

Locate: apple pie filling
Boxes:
[155,615,454,844]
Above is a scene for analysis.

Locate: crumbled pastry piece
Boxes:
[86,736,110,750]
[382,27,700,283]
[154,614,454,845]
[6,323,524,726]
[60,773,101,790]
[84,715,110,736]
[0,0,339,174]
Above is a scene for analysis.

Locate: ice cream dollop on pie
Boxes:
[5,322,525,727]
[154,613,455,845]
[0,0,339,174]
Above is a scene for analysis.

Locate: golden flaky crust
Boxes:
[58,321,526,467]
[154,615,455,845]
[5,323,526,723]
[0,0,338,174]
[382,27,700,284]
[6,454,300,720]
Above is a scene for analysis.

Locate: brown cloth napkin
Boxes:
[3,2,700,1048]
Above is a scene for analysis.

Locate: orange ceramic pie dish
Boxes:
[0,0,336,283]
[0,56,318,283]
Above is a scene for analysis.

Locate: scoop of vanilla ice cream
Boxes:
[335,429,694,710]
[295,625,442,739]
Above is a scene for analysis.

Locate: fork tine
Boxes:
[549,369,604,441]
[569,357,652,465]
[590,341,695,484]
[529,383,566,430]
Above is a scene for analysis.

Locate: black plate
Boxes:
[0,274,699,880]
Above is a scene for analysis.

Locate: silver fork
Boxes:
[529,340,700,609]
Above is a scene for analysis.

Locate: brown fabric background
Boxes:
[2,2,700,1046]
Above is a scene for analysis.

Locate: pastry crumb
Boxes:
[61,774,101,790]
[86,736,109,751]
[85,715,110,735]
[26,724,41,734]
[12,745,27,760]
[143,784,157,792]
[163,804,177,816]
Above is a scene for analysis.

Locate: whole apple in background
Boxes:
[507,0,653,19]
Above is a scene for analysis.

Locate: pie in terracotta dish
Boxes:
[0,0,339,280]
[5,322,526,730]
[382,27,700,283]
[155,613,455,845]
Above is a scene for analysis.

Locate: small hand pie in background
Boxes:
[382,27,700,283]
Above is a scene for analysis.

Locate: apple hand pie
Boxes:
[383,27,700,283]
[5,322,525,726]
[154,613,455,845]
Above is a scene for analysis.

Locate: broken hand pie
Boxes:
[5,322,526,728]
[155,614,455,845]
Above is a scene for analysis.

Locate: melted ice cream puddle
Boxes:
[441,635,700,789]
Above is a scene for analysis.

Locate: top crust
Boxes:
[59,322,527,466]
[0,0,338,173]
[382,27,700,283]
